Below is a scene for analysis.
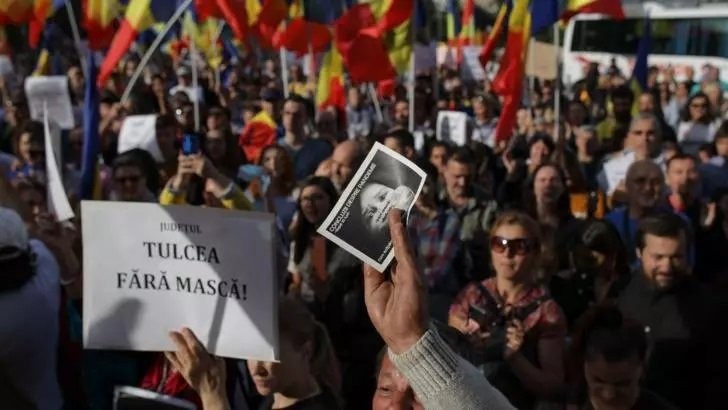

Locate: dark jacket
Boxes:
[613,273,728,409]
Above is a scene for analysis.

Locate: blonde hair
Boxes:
[279,297,341,396]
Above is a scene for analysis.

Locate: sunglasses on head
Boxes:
[490,236,535,256]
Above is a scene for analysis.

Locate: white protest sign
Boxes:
[81,201,278,361]
[461,46,486,81]
[25,76,75,129]
[436,111,469,146]
[600,151,636,195]
[117,114,164,162]
[44,104,74,222]
[526,41,559,80]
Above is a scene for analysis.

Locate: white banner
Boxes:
[117,114,164,162]
[461,46,486,81]
[436,111,469,146]
[25,76,75,129]
[82,201,279,361]
[44,104,74,222]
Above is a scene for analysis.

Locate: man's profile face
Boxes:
[637,232,689,290]
[585,355,643,410]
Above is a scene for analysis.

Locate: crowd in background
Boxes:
[1,33,728,410]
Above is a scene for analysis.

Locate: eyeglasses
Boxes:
[490,236,535,256]
[115,175,142,184]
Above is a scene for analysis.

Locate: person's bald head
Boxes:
[331,140,364,191]
[626,160,664,211]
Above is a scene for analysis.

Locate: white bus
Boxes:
[561,1,728,86]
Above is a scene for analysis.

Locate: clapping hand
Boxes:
[363,210,428,354]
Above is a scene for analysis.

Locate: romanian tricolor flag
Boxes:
[316,46,345,114]
[492,0,530,143]
[446,0,461,46]
[239,110,278,163]
[459,0,482,46]
[97,0,178,87]
[83,0,120,50]
[334,0,412,84]
[478,1,509,68]
[29,0,64,48]
[562,0,625,22]
[195,0,250,44]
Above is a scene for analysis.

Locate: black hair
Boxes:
[582,306,647,363]
[112,149,160,194]
[428,140,452,159]
[681,92,715,124]
[523,162,572,224]
[572,220,631,277]
[635,212,691,251]
[446,146,477,166]
[0,248,36,293]
[528,133,556,155]
[715,120,728,141]
[382,128,415,150]
[611,85,635,104]
[665,153,697,170]
[293,177,339,265]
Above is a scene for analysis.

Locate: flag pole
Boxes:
[408,3,416,133]
[189,16,200,132]
[280,47,290,98]
[553,24,561,141]
[121,0,193,104]
[64,0,88,77]
[369,83,384,124]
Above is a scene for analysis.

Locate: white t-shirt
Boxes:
[677,120,720,155]
[0,240,61,410]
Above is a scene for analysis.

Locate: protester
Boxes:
[0,207,62,409]
[677,92,720,155]
[329,140,364,192]
[612,213,728,409]
[278,96,333,181]
[245,144,297,229]
[167,297,341,410]
[566,305,678,409]
[550,220,630,328]
[448,211,566,408]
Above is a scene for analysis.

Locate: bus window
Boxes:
[572,17,728,58]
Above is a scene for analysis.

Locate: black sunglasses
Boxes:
[490,236,536,256]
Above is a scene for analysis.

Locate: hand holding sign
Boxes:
[363,210,428,354]
[165,328,228,410]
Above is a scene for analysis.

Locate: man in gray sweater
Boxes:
[362,210,515,409]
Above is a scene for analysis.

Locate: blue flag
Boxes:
[80,51,101,200]
[531,0,560,35]
[632,15,652,90]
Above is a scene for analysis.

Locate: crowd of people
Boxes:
[1,37,728,410]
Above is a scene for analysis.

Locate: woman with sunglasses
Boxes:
[448,211,566,409]
[677,92,720,156]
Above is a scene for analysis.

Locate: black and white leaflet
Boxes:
[317,142,426,271]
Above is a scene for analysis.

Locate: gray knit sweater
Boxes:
[390,329,516,410]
